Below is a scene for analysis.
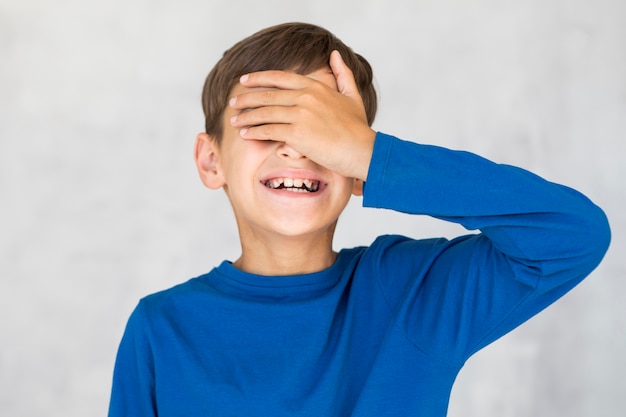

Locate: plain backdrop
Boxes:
[1,0,625,416]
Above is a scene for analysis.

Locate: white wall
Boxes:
[1,0,624,416]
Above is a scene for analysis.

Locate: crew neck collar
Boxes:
[203,249,351,302]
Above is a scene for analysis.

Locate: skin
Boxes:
[194,51,377,276]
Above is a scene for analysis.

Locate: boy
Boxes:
[108,22,610,416]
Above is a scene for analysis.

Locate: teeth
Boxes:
[265,177,320,192]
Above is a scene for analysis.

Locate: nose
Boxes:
[276,142,306,160]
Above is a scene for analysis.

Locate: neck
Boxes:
[233,227,338,276]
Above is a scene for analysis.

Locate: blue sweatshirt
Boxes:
[108,132,610,416]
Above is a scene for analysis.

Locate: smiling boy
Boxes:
[196,59,371,276]
[108,23,610,416]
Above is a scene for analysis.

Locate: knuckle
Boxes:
[291,121,307,138]
[260,124,273,136]
[296,106,313,122]
[274,71,289,82]
[259,107,272,118]
[295,106,308,119]
[300,91,316,105]
[261,90,273,104]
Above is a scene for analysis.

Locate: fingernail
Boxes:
[240,74,249,83]
[230,115,237,125]
[229,97,237,107]
[240,128,248,137]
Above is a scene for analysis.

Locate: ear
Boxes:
[352,178,363,196]
[194,133,225,189]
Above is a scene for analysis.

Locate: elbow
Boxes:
[574,202,611,275]
[588,204,611,267]
[532,202,610,293]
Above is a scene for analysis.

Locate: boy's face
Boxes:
[196,68,361,242]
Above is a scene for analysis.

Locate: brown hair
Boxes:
[201,22,377,144]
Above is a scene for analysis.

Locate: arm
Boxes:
[365,132,610,279]
[364,132,611,363]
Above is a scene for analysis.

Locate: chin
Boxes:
[268,218,338,239]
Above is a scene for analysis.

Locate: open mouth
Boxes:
[263,178,321,193]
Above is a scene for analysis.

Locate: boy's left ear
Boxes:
[194,133,226,189]
[352,179,363,196]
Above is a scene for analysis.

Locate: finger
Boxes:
[239,70,310,90]
[229,88,300,110]
[239,123,293,143]
[230,105,295,128]
[329,50,359,97]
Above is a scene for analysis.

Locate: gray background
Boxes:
[1,0,624,416]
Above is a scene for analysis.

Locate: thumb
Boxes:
[329,50,359,98]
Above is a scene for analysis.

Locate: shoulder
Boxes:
[343,233,455,288]
[136,273,216,315]
[359,234,453,265]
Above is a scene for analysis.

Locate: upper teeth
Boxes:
[265,178,320,192]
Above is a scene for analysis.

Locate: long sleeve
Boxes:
[108,304,156,417]
[362,132,611,365]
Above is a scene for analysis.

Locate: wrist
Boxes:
[353,128,377,181]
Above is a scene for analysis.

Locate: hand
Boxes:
[229,50,376,181]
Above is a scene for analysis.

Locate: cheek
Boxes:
[221,144,268,183]
[335,176,355,192]
[330,178,356,207]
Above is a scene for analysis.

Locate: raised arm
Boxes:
[363,132,611,363]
